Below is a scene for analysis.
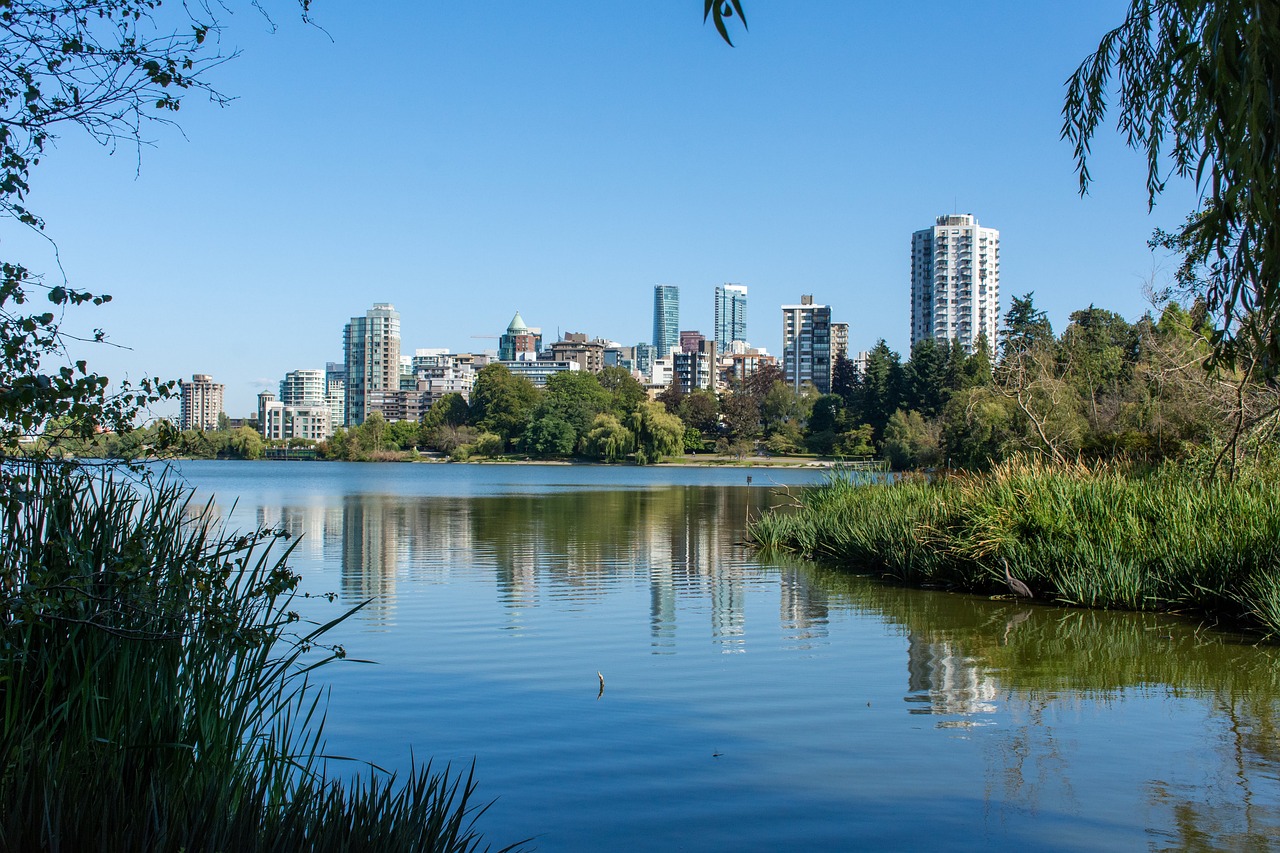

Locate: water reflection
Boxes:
[231,481,1280,851]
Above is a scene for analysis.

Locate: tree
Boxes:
[469,363,539,449]
[1063,1,1280,373]
[628,400,684,464]
[228,426,264,460]
[903,338,951,418]
[539,371,610,444]
[583,413,634,462]
[851,340,903,441]
[385,418,421,451]
[522,415,577,458]
[1,2,315,456]
[881,409,942,471]
[831,353,858,401]
[1000,293,1054,362]
[423,393,470,429]
[598,366,647,415]
[719,389,762,441]
[678,389,719,434]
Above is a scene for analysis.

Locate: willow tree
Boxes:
[1062,1,1280,375]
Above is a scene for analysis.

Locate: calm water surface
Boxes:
[177,460,1280,852]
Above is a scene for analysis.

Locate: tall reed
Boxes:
[750,459,1280,638]
[0,461,524,852]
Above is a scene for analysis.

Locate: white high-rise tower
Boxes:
[911,214,999,356]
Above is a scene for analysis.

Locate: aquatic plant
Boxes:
[750,459,1280,638]
[0,460,524,851]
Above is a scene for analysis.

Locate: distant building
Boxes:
[325,363,346,432]
[673,338,715,393]
[501,359,581,387]
[364,389,430,424]
[831,322,849,362]
[714,283,748,355]
[549,333,607,373]
[911,213,1000,356]
[259,390,332,442]
[344,303,401,427]
[179,374,224,432]
[280,369,326,407]
[412,349,478,404]
[498,312,542,361]
[781,295,833,393]
[722,348,777,387]
[634,342,657,380]
[653,284,680,355]
[679,330,706,354]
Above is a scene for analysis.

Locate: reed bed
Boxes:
[0,461,522,852]
[750,460,1280,638]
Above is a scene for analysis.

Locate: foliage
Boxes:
[750,458,1280,639]
[597,366,647,414]
[0,461,522,850]
[628,400,684,465]
[582,413,634,462]
[881,409,941,470]
[522,414,577,458]
[469,364,538,450]
[1062,0,1280,373]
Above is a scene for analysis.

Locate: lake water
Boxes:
[175,460,1280,852]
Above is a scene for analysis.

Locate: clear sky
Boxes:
[8,1,1202,418]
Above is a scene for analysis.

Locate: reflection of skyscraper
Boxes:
[779,567,829,648]
[340,495,399,618]
[714,283,748,355]
[653,284,679,355]
[905,634,999,716]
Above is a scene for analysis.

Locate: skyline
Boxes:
[5,2,1202,417]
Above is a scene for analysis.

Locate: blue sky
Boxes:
[9,1,1201,418]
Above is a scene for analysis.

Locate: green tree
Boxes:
[522,415,578,458]
[629,400,684,465]
[469,363,539,449]
[679,389,720,434]
[940,388,1013,470]
[583,413,635,462]
[1063,1,1280,372]
[831,353,859,401]
[385,418,421,451]
[903,338,951,418]
[719,389,762,441]
[851,340,903,441]
[598,366,647,415]
[228,426,264,460]
[881,409,941,471]
[539,371,610,443]
[963,332,995,388]
[1000,293,1054,362]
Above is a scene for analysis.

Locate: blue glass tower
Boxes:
[652,285,679,355]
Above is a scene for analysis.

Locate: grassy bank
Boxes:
[0,461,522,851]
[749,459,1280,638]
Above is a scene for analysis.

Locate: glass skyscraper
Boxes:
[652,284,679,355]
[714,283,748,354]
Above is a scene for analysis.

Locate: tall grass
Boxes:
[750,459,1280,638]
[0,461,524,852]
